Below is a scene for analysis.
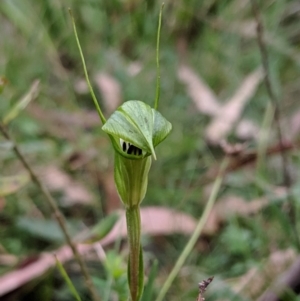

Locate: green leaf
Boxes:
[16,217,81,243]
[55,256,82,301]
[140,260,158,301]
[83,213,119,243]
[102,100,172,160]
[104,250,126,279]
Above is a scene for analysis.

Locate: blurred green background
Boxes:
[1,0,300,300]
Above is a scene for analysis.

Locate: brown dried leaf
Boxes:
[95,72,122,114]
[67,149,98,171]
[0,206,197,296]
[98,168,121,212]
[205,68,263,144]
[204,193,281,236]
[220,140,248,157]
[74,78,89,94]
[236,119,259,140]
[178,64,221,116]
[227,19,257,38]
[41,166,93,205]
[214,195,269,216]
[288,110,300,139]
[101,206,198,246]
[0,254,18,266]
[27,104,100,140]
[230,249,297,299]
[127,62,143,77]
[210,18,257,39]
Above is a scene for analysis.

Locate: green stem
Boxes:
[126,205,143,301]
[155,158,229,301]
[69,9,106,125]
[154,3,164,110]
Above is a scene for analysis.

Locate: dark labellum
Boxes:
[120,139,143,156]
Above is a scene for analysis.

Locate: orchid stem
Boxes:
[126,205,144,301]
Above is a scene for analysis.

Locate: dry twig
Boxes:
[197,277,214,301]
[0,122,101,301]
[250,0,300,249]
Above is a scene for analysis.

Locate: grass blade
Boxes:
[55,255,82,301]
[155,158,229,301]
[69,9,106,125]
[3,80,40,125]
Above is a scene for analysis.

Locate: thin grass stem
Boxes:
[55,255,82,301]
[155,158,229,301]
[154,3,164,110]
[69,9,106,125]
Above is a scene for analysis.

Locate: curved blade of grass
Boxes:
[3,80,40,125]
[154,3,164,110]
[69,9,106,125]
[256,102,274,176]
[155,158,229,301]
[55,255,82,301]
[141,260,158,301]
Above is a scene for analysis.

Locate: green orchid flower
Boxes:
[103,100,171,301]
[102,100,172,208]
[102,101,171,301]
[103,100,172,160]
[70,5,170,301]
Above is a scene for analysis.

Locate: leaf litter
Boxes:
[205,68,263,144]
[0,206,197,296]
[230,249,296,299]
[178,64,221,117]
[0,189,284,297]
[94,72,122,115]
[41,165,93,206]
[178,63,263,144]
[204,191,284,236]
